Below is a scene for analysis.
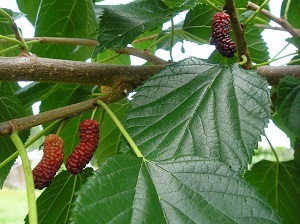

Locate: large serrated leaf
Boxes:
[122,57,271,172]
[0,93,31,188]
[276,76,300,139]
[31,0,97,60]
[25,169,93,224]
[245,160,300,224]
[93,0,170,55]
[71,155,281,223]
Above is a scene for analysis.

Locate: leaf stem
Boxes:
[244,0,270,26]
[96,100,143,158]
[284,0,292,19]
[203,0,221,11]
[0,8,14,26]
[91,106,98,120]
[264,132,279,212]
[0,35,24,46]
[169,17,175,61]
[252,52,297,68]
[264,132,279,163]
[10,130,38,224]
[238,55,247,66]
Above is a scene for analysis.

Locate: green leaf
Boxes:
[39,84,92,113]
[245,160,300,224]
[122,57,271,172]
[132,25,162,54]
[280,0,300,28]
[272,112,296,147]
[286,37,300,50]
[31,0,97,60]
[71,155,281,223]
[0,9,20,57]
[276,76,300,139]
[162,0,197,9]
[16,0,41,25]
[94,49,131,65]
[93,0,170,56]
[244,22,269,64]
[16,82,57,108]
[0,93,30,188]
[94,99,129,165]
[182,4,215,44]
[25,169,93,224]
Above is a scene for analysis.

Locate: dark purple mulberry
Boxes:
[32,134,64,189]
[66,119,99,174]
[211,12,236,58]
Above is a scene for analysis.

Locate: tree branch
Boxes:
[0,98,98,136]
[224,0,252,69]
[0,55,299,136]
[0,56,164,86]
[117,47,170,65]
[0,56,299,87]
[247,2,300,37]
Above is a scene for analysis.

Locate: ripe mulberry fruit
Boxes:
[66,119,99,175]
[211,12,236,58]
[32,134,64,189]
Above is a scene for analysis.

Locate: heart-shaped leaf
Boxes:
[122,57,271,172]
[71,155,281,223]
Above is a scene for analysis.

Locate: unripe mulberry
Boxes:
[66,119,99,174]
[211,12,236,58]
[32,134,64,189]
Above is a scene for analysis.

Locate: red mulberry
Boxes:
[211,12,236,58]
[66,119,99,174]
[32,134,64,189]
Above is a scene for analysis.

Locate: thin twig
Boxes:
[255,24,300,33]
[244,0,270,26]
[247,2,300,37]
[116,47,170,65]
[225,0,252,68]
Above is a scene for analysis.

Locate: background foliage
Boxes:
[0,0,300,223]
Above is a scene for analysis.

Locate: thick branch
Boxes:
[247,2,300,37]
[225,0,252,69]
[257,65,300,85]
[0,55,299,136]
[0,56,164,86]
[0,56,299,87]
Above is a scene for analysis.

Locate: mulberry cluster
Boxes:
[211,12,236,58]
[66,119,99,174]
[32,134,64,189]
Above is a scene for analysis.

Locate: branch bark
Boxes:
[0,55,300,136]
[0,56,164,86]
[247,2,300,37]
[225,0,252,69]
[0,56,299,86]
